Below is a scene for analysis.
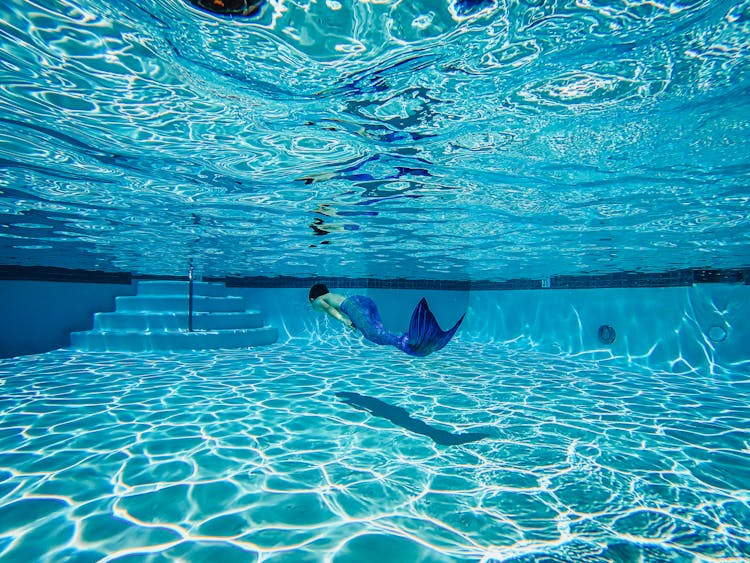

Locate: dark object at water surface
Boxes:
[186,0,264,16]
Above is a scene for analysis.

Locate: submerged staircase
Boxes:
[70,280,278,352]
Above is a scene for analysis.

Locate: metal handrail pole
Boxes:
[188,265,194,332]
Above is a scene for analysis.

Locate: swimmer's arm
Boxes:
[319,301,355,329]
[321,301,357,331]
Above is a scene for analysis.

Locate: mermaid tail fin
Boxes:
[404,298,465,357]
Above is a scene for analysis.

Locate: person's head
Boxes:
[309,283,329,303]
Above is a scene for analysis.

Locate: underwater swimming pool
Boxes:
[1,0,749,560]
[1,284,749,562]
[0,342,748,562]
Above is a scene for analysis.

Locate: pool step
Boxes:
[70,280,277,352]
[135,280,228,296]
[70,327,278,352]
[93,311,264,331]
[116,295,247,313]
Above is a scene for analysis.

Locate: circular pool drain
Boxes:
[598,324,616,345]
[707,325,727,343]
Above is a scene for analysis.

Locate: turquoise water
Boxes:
[1,1,749,560]
[1,341,749,561]
[1,0,749,280]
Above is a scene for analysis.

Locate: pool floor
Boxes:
[0,340,749,562]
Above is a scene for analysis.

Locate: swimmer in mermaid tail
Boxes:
[309,283,464,357]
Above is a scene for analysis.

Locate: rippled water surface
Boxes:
[0,341,749,561]
[1,0,749,279]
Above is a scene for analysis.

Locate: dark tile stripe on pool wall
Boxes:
[1,266,748,289]
[0,265,132,284]
[222,268,748,290]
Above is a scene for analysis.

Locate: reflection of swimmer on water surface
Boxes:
[308,203,378,238]
[300,152,434,240]
[296,153,432,185]
[310,203,377,218]
[310,216,360,236]
[297,165,431,185]
[300,119,435,144]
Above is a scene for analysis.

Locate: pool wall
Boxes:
[1,280,748,373]
[0,280,135,358]
[461,284,749,372]
[240,284,749,373]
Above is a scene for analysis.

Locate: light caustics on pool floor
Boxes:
[0,342,749,562]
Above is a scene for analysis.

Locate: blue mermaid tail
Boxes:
[340,295,464,357]
[403,298,465,356]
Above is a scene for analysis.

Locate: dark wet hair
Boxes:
[309,283,329,301]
